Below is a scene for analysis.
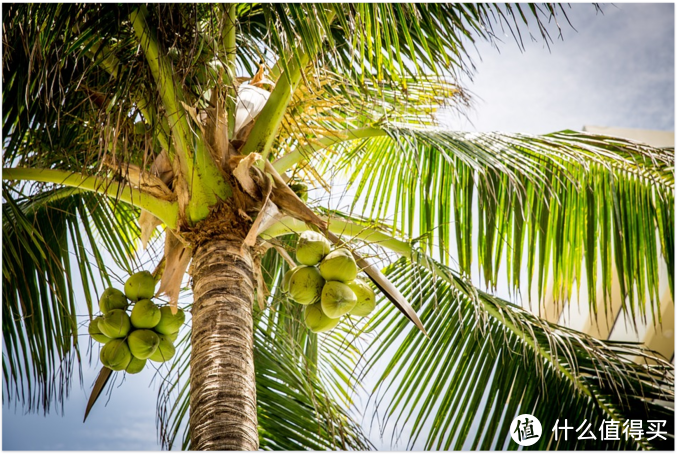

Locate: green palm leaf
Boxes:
[260,211,674,451]
[2,185,140,413]
[361,256,673,450]
[236,4,570,88]
[299,127,673,325]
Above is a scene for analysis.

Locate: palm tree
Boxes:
[2,3,673,451]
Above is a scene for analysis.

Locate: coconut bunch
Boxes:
[282,231,377,333]
[88,271,185,374]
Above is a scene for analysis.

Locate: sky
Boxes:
[2,3,675,453]
[442,3,674,134]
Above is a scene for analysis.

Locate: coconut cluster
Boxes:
[88,271,185,374]
[283,231,377,333]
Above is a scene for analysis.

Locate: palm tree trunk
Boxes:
[189,236,259,450]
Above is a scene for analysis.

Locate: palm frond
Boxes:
[361,256,673,450]
[272,71,470,185]
[308,127,673,326]
[2,4,147,170]
[253,4,572,86]
[2,185,141,414]
[259,212,674,450]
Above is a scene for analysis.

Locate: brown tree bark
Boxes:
[189,234,259,450]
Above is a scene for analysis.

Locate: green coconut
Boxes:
[164,331,179,343]
[288,266,325,305]
[130,299,161,329]
[154,307,186,335]
[319,248,357,282]
[348,278,377,317]
[127,329,161,360]
[295,231,331,266]
[321,281,357,318]
[124,270,156,301]
[304,302,340,333]
[281,266,302,295]
[148,335,176,363]
[88,316,111,344]
[125,357,147,374]
[98,309,131,339]
[100,339,132,371]
[98,287,128,314]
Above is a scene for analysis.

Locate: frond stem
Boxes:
[3,167,179,229]
[130,5,231,224]
[240,51,309,161]
[272,126,387,173]
[221,3,237,138]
